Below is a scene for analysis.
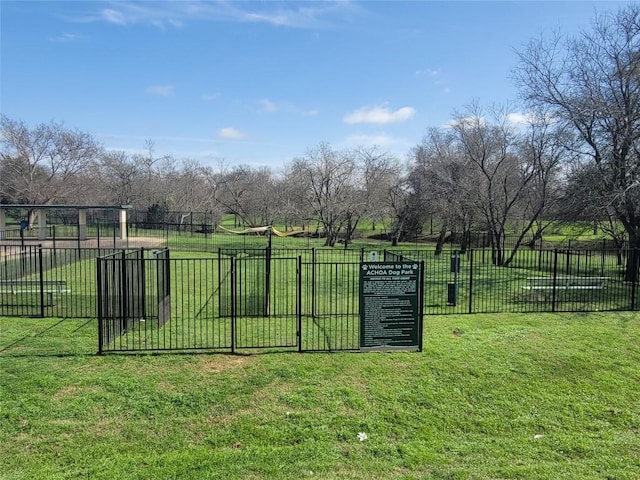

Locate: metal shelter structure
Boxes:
[0,204,132,242]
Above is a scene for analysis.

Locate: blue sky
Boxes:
[0,1,630,170]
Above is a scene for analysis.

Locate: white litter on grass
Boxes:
[357,432,368,441]
[534,434,544,439]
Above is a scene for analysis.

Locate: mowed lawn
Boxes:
[0,313,638,479]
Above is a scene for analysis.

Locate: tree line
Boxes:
[3,5,640,271]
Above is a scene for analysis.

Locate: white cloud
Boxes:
[344,106,415,125]
[218,127,248,140]
[202,92,220,101]
[146,85,176,96]
[507,112,532,126]
[260,99,278,113]
[49,32,83,42]
[257,98,318,116]
[416,68,439,77]
[79,1,361,30]
[101,8,127,25]
[417,67,451,94]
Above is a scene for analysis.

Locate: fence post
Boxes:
[97,255,104,354]
[231,257,236,354]
[311,248,316,319]
[120,250,128,336]
[139,248,147,321]
[631,249,637,311]
[264,244,271,317]
[468,249,474,314]
[419,260,425,352]
[297,256,302,353]
[552,249,558,313]
[38,246,45,317]
[217,248,222,315]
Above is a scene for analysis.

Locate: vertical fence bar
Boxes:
[297,256,302,353]
[552,249,558,313]
[38,246,45,317]
[468,248,474,314]
[419,260,425,352]
[230,257,236,354]
[631,249,637,311]
[97,255,104,354]
[120,250,128,341]
[139,248,147,321]
[311,248,316,319]
[264,244,271,317]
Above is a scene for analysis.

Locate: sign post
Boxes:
[359,262,421,351]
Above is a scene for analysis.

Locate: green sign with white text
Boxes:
[359,262,421,351]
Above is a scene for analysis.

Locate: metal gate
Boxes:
[97,248,171,353]
[232,255,299,349]
[97,249,422,353]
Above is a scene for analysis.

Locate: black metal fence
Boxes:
[96,249,369,353]
[91,245,640,353]
[386,247,639,314]
[4,245,640,354]
[0,245,130,318]
[97,248,170,352]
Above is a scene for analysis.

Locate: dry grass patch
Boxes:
[197,354,254,374]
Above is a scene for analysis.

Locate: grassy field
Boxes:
[1,312,638,479]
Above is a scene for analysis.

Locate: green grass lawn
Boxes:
[1,312,638,479]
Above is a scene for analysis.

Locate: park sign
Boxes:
[359,262,422,352]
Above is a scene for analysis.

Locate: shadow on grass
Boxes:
[0,318,97,358]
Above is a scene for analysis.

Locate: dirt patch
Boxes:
[52,386,79,400]
[52,385,102,400]
[198,355,254,374]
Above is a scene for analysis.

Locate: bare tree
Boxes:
[99,150,146,206]
[355,146,401,238]
[408,128,477,254]
[292,143,357,247]
[451,103,565,265]
[213,164,278,227]
[516,4,640,279]
[0,116,102,215]
[164,159,216,227]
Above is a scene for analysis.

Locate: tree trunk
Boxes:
[624,232,640,282]
[434,226,447,256]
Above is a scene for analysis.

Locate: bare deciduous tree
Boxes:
[291,143,357,247]
[516,4,640,278]
[0,116,102,214]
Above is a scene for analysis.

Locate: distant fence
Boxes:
[387,248,639,314]
[3,245,640,334]
[0,245,133,318]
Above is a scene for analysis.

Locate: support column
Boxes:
[78,209,87,240]
[0,210,5,240]
[119,209,128,240]
[37,209,47,240]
